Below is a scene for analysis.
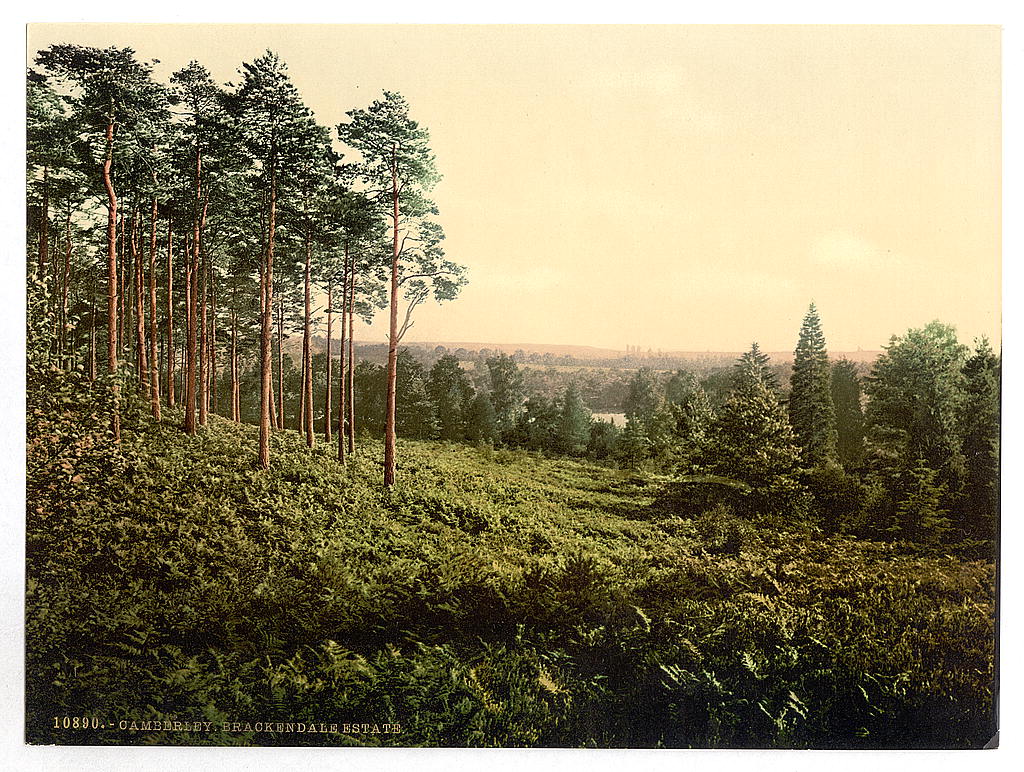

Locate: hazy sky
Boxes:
[28,24,1001,352]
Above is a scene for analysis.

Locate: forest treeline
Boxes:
[340,307,998,546]
[28,44,465,485]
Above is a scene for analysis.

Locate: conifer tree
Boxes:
[733,341,779,393]
[665,370,715,448]
[556,383,591,456]
[864,321,968,502]
[831,358,865,469]
[960,337,1000,539]
[700,346,804,516]
[338,91,466,485]
[789,303,838,467]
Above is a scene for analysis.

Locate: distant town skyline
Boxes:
[27,24,1001,352]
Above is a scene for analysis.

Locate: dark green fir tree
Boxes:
[789,303,838,467]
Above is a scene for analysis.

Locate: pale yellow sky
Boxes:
[28,24,1001,352]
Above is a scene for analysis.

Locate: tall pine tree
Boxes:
[788,303,838,467]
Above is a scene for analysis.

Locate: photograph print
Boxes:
[24,23,1000,749]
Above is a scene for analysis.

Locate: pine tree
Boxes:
[788,303,838,467]
[665,370,715,448]
[831,358,865,469]
[864,321,968,503]
[337,91,466,486]
[700,346,805,517]
[733,341,779,393]
[960,337,999,539]
[622,367,675,462]
[556,383,591,455]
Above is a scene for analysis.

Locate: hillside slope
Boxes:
[26,408,995,747]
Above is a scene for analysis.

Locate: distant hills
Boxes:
[296,336,881,365]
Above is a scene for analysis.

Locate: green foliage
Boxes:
[665,370,715,460]
[789,303,838,467]
[694,504,750,556]
[586,419,621,460]
[556,384,591,456]
[862,457,951,544]
[486,353,525,438]
[734,341,779,393]
[864,321,968,502]
[395,349,437,439]
[427,354,475,441]
[831,359,865,469]
[620,368,675,466]
[25,390,995,748]
[959,338,999,540]
[803,462,864,534]
[465,391,499,445]
[693,346,805,518]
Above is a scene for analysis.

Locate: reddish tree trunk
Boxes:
[324,278,333,444]
[210,267,218,418]
[231,310,239,422]
[148,195,161,420]
[166,219,176,407]
[384,146,400,486]
[347,256,357,456]
[302,226,314,448]
[102,121,120,442]
[61,204,72,367]
[132,212,148,392]
[277,295,285,431]
[258,164,277,469]
[89,286,97,382]
[199,207,208,427]
[38,165,49,278]
[184,148,202,435]
[337,246,347,464]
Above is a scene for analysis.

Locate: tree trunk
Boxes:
[277,295,285,431]
[102,121,120,442]
[324,278,333,443]
[211,268,218,418]
[184,217,197,434]
[303,224,314,448]
[258,163,276,469]
[38,165,49,278]
[148,194,161,420]
[199,205,209,427]
[61,204,72,368]
[299,357,306,433]
[231,310,239,422]
[89,282,97,383]
[384,147,400,486]
[347,256,357,456]
[118,211,127,360]
[337,246,347,463]
[132,212,148,394]
[166,218,176,407]
[185,146,204,435]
